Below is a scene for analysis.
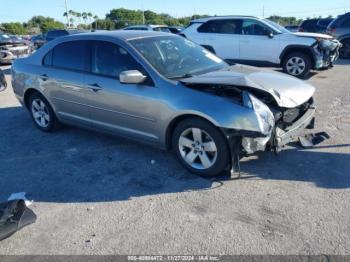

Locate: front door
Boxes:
[82,41,160,143]
[239,19,281,63]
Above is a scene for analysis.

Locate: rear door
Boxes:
[41,40,92,126]
[82,40,160,142]
[194,19,241,60]
[239,19,281,63]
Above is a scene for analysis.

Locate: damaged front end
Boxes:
[183,81,324,156]
[241,96,317,154]
[313,38,342,69]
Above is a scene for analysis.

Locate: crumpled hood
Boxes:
[293,32,333,40]
[181,65,315,108]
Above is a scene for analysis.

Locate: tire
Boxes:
[29,92,59,132]
[282,52,312,78]
[172,118,230,177]
[339,39,350,59]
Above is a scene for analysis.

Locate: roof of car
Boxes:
[64,30,171,41]
[191,15,259,23]
[124,24,168,28]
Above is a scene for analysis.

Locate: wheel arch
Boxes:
[338,34,350,42]
[23,88,56,113]
[165,113,225,150]
[280,45,315,66]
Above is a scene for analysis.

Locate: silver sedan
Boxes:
[12,31,317,177]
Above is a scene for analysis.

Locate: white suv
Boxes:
[181,16,341,78]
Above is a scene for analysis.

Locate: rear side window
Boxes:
[197,19,242,34]
[342,17,350,27]
[91,41,143,78]
[43,50,53,66]
[52,41,88,71]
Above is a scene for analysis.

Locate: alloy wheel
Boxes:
[31,98,50,128]
[178,127,218,170]
[286,56,306,76]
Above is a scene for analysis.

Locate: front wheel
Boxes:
[339,39,350,59]
[282,52,312,78]
[172,118,230,177]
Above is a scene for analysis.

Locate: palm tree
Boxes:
[82,12,88,25]
[93,15,99,30]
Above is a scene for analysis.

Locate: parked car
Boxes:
[123,25,171,33]
[316,18,334,33]
[12,31,320,177]
[181,16,341,78]
[326,13,350,59]
[30,34,46,49]
[45,29,86,42]
[168,26,184,34]
[299,18,333,33]
[0,33,31,64]
[0,68,6,91]
[285,25,299,32]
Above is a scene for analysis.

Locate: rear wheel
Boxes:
[283,52,312,78]
[340,39,350,59]
[172,118,230,177]
[29,92,59,132]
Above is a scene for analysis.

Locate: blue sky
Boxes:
[1,0,350,23]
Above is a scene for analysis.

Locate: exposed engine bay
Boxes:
[183,82,325,155]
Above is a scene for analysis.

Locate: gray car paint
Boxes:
[11,31,315,150]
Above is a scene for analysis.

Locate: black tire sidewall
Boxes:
[340,39,350,59]
[283,52,311,78]
[29,93,57,132]
[172,118,230,177]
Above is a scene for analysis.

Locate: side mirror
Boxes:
[119,70,147,84]
[265,30,274,38]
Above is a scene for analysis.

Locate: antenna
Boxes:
[262,6,265,18]
[64,0,70,28]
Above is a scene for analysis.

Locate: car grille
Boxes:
[283,97,314,125]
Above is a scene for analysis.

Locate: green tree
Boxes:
[106,8,143,26]
[1,22,27,35]
[27,16,65,33]
[91,19,116,30]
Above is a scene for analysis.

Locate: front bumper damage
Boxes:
[241,106,324,154]
[313,39,342,69]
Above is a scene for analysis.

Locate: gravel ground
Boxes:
[0,62,349,255]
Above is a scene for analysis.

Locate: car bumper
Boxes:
[274,107,316,148]
[241,106,316,154]
[314,40,342,69]
[0,51,30,64]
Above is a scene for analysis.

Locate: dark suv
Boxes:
[327,13,350,59]
[299,18,333,33]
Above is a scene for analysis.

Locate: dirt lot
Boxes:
[0,62,349,255]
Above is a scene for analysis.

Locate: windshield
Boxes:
[263,19,290,34]
[129,36,227,79]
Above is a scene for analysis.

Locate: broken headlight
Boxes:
[243,91,275,136]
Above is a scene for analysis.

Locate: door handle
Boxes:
[40,74,49,81]
[88,83,102,92]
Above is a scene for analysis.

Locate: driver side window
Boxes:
[242,19,269,35]
[91,41,143,79]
